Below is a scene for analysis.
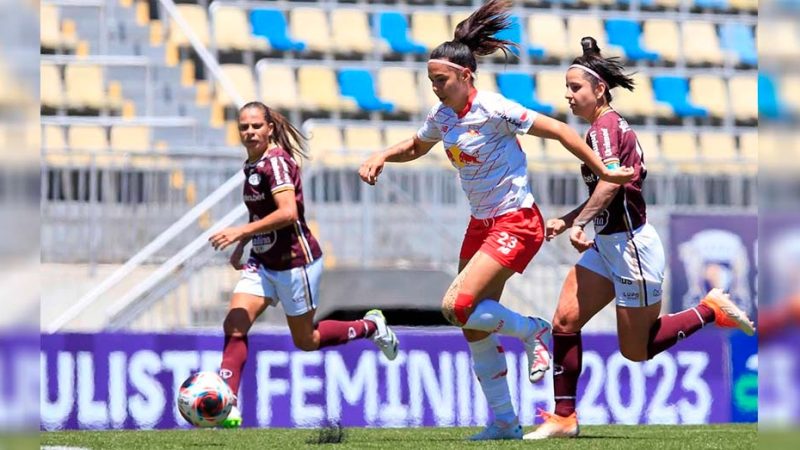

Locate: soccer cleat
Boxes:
[523,410,579,440]
[700,288,756,336]
[364,309,399,361]
[523,317,553,383]
[220,405,242,429]
[469,419,523,441]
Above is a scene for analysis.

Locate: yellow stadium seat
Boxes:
[65,64,115,110]
[542,138,580,173]
[216,64,256,107]
[41,4,76,51]
[612,73,671,119]
[411,12,451,52]
[257,64,298,110]
[290,8,331,53]
[212,5,269,52]
[168,4,210,47]
[41,63,64,110]
[68,125,108,151]
[643,19,679,65]
[519,135,544,171]
[729,0,758,12]
[111,126,152,152]
[536,70,569,115]
[449,11,470,32]
[331,10,373,55]
[699,132,737,161]
[475,70,497,94]
[660,131,699,172]
[728,75,757,122]
[528,14,569,61]
[344,126,383,167]
[690,75,729,120]
[417,74,440,112]
[307,124,343,165]
[298,66,356,113]
[682,21,724,66]
[384,125,418,148]
[378,68,420,115]
[567,17,623,59]
[760,20,800,61]
[43,125,67,150]
[738,132,757,161]
[654,0,681,9]
[780,75,800,115]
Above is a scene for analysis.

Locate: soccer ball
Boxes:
[177,371,235,427]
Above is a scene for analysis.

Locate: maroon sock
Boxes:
[220,334,248,399]
[646,304,715,359]
[553,332,582,417]
[316,319,377,349]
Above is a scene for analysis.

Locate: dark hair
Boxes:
[239,101,308,160]
[429,0,517,74]
[571,37,635,104]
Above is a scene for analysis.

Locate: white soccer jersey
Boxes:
[417,90,538,219]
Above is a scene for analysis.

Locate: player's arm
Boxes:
[567,181,620,252]
[209,189,296,251]
[527,115,633,185]
[359,136,436,185]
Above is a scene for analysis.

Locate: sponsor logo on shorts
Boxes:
[652,287,663,298]
[622,291,640,301]
[615,274,634,285]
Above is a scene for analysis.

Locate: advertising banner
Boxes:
[40,329,732,430]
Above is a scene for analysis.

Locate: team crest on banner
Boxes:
[669,215,756,317]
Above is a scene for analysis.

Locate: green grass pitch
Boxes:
[42,424,756,449]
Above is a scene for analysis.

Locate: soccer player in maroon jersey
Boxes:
[359,0,634,441]
[525,38,756,439]
[208,102,399,428]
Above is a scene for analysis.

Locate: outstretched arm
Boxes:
[359,136,437,185]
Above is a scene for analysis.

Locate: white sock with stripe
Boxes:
[464,300,535,340]
[469,334,517,425]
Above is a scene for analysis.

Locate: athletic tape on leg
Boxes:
[454,292,475,326]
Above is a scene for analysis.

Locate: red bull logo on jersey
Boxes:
[446,145,482,168]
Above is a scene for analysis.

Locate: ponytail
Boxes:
[570,36,635,104]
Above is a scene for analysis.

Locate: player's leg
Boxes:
[525,261,614,440]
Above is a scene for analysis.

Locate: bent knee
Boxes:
[292,335,318,352]
[619,345,649,362]
[441,291,476,327]
[552,314,581,334]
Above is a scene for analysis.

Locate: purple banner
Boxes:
[669,214,757,317]
[760,330,800,423]
[41,329,731,430]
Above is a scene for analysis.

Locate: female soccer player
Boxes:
[359,1,633,440]
[209,101,399,428]
[524,37,755,440]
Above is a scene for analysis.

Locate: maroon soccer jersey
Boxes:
[242,147,322,270]
[579,110,647,235]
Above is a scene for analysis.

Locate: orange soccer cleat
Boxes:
[700,288,756,336]
[523,410,579,440]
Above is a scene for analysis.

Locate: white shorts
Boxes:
[576,223,665,308]
[233,257,322,317]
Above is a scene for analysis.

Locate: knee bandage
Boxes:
[453,292,475,326]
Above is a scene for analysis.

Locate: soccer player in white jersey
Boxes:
[524,37,756,440]
[359,0,634,440]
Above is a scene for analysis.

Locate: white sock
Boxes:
[469,334,516,425]
[464,300,534,340]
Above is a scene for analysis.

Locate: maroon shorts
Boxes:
[459,206,545,273]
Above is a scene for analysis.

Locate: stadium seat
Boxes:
[542,137,580,172]
[43,125,67,150]
[729,74,757,122]
[250,9,304,52]
[338,69,393,113]
[729,0,758,12]
[654,0,681,9]
[290,8,331,54]
[344,126,383,166]
[298,66,356,112]
[719,23,756,67]
[738,132,757,161]
[660,131,700,171]
[111,126,152,152]
[65,64,118,111]
[257,63,299,110]
[307,124,343,165]
[384,125,418,148]
[689,74,729,120]
[605,19,659,62]
[518,135,544,171]
[527,14,569,61]
[635,131,660,159]
[652,76,708,118]
[493,15,544,59]
[417,73,440,111]
[41,63,64,110]
[331,10,373,55]
[699,132,737,161]
[384,125,445,168]
[213,6,269,52]
[68,125,108,151]
[567,17,623,59]
[682,21,724,66]
[615,0,657,7]
[780,75,800,116]
[694,0,729,10]
[475,70,498,94]
[41,4,76,52]
[378,68,420,114]
[612,73,672,119]
[643,19,679,65]
[497,72,554,114]
[538,70,575,115]
[377,12,426,55]
[757,73,783,120]
[168,4,209,47]
[411,12,450,52]
[215,64,256,107]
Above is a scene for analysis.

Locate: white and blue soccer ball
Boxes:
[177,371,235,427]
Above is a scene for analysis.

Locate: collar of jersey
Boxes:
[456,88,478,119]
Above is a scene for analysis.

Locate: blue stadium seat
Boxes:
[616,0,656,7]
[496,73,553,114]
[605,19,659,62]
[250,9,305,52]
[338,69,394,112]
[758,73,784,119]
[377,12,427,54]
[652,76,708,118]
[494,15,545,59]
[694,0,729,9]
[720,23,757,66]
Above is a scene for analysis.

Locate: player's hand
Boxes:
[545,218,567,241]
[599,166,635,184]
[569,226,594,253]
[229,243,246,270]
[209,226,246,251]
[359,153,386,185]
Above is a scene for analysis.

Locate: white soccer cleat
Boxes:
[364,309,399,361]
[523,410,579,440]
[469,419,523,441]
[523,317,553,383]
